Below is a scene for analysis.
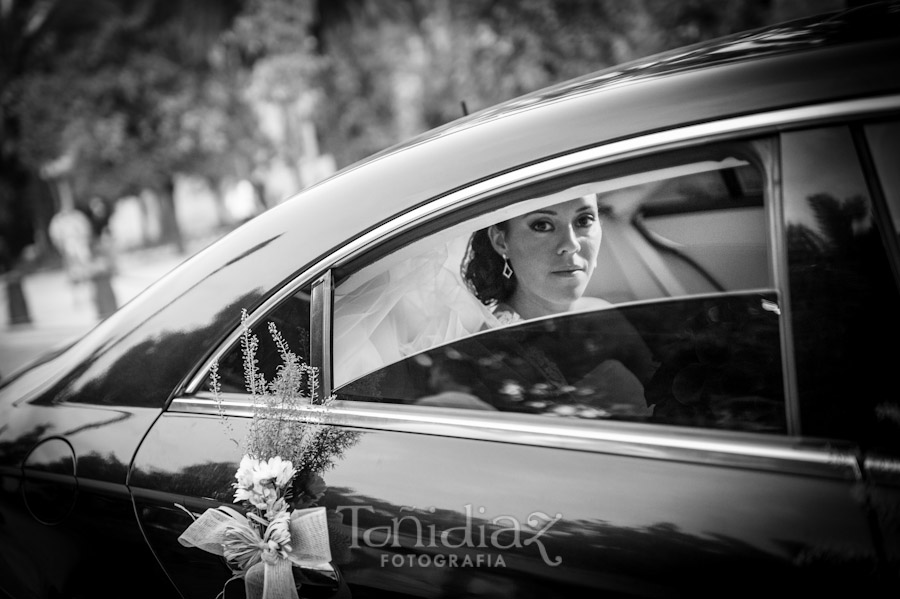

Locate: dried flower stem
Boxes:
[210,309,358,480]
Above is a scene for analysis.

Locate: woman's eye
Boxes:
[530,220,554,232]
[575,215,597,228]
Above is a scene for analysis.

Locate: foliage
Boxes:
[1,0,823,263]
[1,0,247,257]
[210,309,360,508]
[313,0,790,167]
[223,0,325,196]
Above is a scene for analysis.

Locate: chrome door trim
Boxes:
[183,94,900,395]
[865,455,900,486]
[170,395,861,481]
[767,133,804,436]
[310,270,334,396]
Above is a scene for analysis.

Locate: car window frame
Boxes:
[177,96,900,449]
[328,143,779,422]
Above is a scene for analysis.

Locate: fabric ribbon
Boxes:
[178,505,333,599]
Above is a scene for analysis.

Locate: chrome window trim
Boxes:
[311,270,334,396]
[768,135,803,436]
[865,456,900,486]
[184,94,900,395]
[326,95,900,270]
[169,395,860,481]
[322,271,333,395]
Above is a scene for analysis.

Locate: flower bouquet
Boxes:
[178,310,358,599]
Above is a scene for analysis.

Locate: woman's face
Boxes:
[489,196,602,318]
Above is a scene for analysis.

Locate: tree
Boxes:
[61,0,245,253]
[2,0,244,262]
[224,0,331,199]
[0,0,838,266]
[0,0,102,264]
[311,0,805,169]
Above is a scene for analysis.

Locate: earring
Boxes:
[502,255,513,279]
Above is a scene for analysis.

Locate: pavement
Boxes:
[0,244,196,378]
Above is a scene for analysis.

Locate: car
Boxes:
[2,3,900,598]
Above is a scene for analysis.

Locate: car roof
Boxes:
[5,2,898,404]
[262,1,900,268]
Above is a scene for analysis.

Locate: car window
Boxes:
[865,119,900,240]
[782,125,900,454]
[209,285,312,393]
[332,140,786,432]
[338,293,786,432]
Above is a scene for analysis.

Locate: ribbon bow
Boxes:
[178,505,332,599]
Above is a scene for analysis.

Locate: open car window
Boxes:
[332,139,780,431]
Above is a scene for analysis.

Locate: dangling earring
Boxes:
[502,255,513,279]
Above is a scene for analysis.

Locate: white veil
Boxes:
[333,233,497,388]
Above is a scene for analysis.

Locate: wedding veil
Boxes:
[333,233,497,388]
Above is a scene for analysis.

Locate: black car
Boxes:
[2,3,900,598]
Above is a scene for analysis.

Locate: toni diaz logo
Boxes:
[335,504,563,567]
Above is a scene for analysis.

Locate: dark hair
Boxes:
[461,225,516,306]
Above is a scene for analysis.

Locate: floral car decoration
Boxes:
[177,310,359,599]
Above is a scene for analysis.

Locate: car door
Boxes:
[312,135,885,597]
[0,377,182,598]
[130,121,895,598]
[861,118,900,577]
[780,120,900,590]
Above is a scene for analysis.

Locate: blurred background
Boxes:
[0,0,845,373]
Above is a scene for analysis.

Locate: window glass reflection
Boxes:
[338,294,786,433]
[865,120,900,239]
[782,127,900,454]
[210,287,311,393]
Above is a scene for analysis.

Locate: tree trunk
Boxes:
[250,178,269,212]
[0,161,56,265]
[207,177,231,228]
[26,171,58,263]
[157,178,186,255]
[137,191,156,247]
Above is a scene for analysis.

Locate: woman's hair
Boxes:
[461,224,516,306]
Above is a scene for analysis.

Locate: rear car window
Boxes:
[782,125,900,453]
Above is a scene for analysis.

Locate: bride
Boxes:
[334,193,652,416]
[334,195,604,387]
[461,195,607,323]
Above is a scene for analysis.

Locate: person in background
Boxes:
[49,196,118,318]
[49,201,94,306]
[85,196,117,277]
